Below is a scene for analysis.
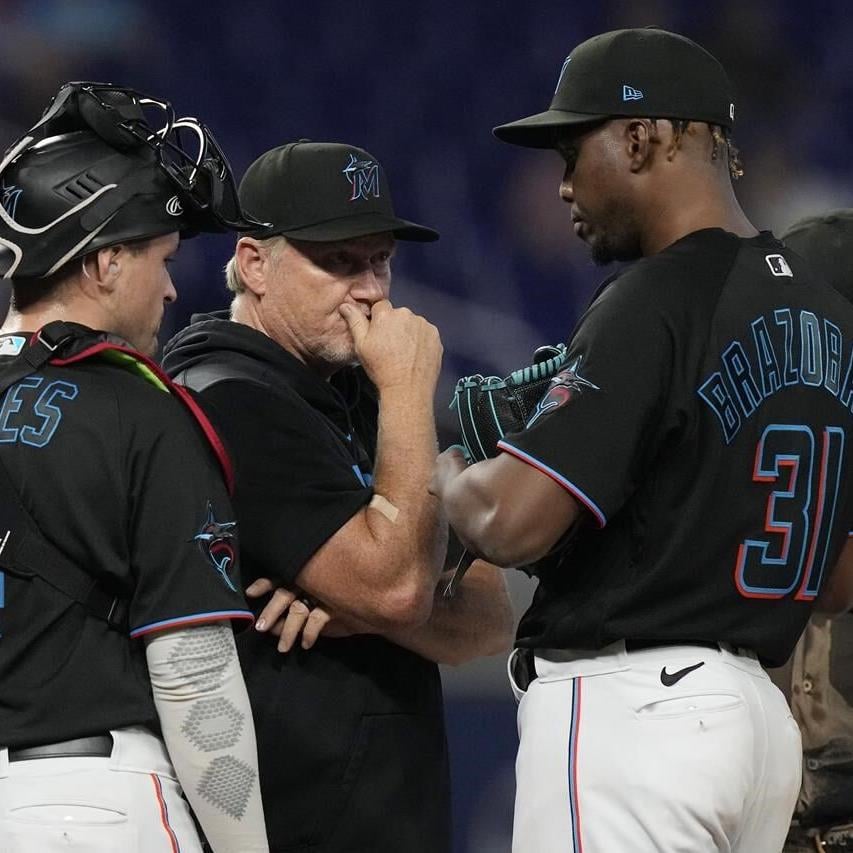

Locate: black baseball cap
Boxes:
[238,141,438,242]
[494,27,735,149]
[782,210,853,303]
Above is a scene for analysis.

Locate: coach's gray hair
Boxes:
[224,235,288,294]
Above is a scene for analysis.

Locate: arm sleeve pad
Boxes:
[145,623,269,853]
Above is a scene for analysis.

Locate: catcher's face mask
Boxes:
[0,81,265,279]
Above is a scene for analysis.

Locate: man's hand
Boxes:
[246,578,334,652]
[339,299,442,393]
[429,445,469,501]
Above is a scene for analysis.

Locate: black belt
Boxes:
[513,640,747,693]
[7,734,113,762]
[625,639,721,652]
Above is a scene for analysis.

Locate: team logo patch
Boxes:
[622,84,644,101]
[193,502,237,591]
[527,355,600,428]
[1,180,22,218]
[342,153,380,202]
[765,254,793,277]
[0,335,26,357]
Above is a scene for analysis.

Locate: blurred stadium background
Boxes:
[1,0,850,849]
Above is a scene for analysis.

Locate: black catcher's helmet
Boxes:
[0,82,266,279]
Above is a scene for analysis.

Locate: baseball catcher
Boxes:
[0,82,269,852]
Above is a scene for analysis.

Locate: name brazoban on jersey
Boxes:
[699,308,851,444]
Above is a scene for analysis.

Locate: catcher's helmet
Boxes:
[0,81,265,279]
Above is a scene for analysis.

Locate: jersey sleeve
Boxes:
[497,272,674,526]
[197,380,373,587]
[123,390,253,638]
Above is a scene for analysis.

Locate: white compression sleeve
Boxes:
[145,623,269,853]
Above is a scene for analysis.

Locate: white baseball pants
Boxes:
[509,641,802,853]
[0,726,204,851]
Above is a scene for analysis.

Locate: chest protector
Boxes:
[0,321,233,632]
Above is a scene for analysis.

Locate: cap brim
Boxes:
[493,109,609,148]
[263,211,439,243]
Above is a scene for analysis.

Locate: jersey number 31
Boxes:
[735,424,845,600]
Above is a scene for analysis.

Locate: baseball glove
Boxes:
[449,343,568,463]
[442,343,569,597]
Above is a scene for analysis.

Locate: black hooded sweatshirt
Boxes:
[163,313,450,853]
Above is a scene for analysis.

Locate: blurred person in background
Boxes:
[775,209,853,853]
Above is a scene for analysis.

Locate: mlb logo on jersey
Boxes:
[765,254,793,278]
[0,335,26,357]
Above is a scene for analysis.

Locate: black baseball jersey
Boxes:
[499,229,853,667]
[0,330,253,749]
[163,314,451,853]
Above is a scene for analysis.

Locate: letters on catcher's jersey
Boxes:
[499,229,853,667]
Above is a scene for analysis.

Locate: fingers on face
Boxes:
[370,298,392,315]
[340,303,369,343]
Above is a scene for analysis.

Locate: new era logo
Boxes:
[554,56,571,93]
[766,254,793,277]
[622,84,644,101]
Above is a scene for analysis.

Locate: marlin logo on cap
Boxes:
[622,85,644,101]
[1,181,22,219]
[342,153,380,202]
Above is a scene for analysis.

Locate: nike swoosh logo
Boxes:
[660,661,705,687]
